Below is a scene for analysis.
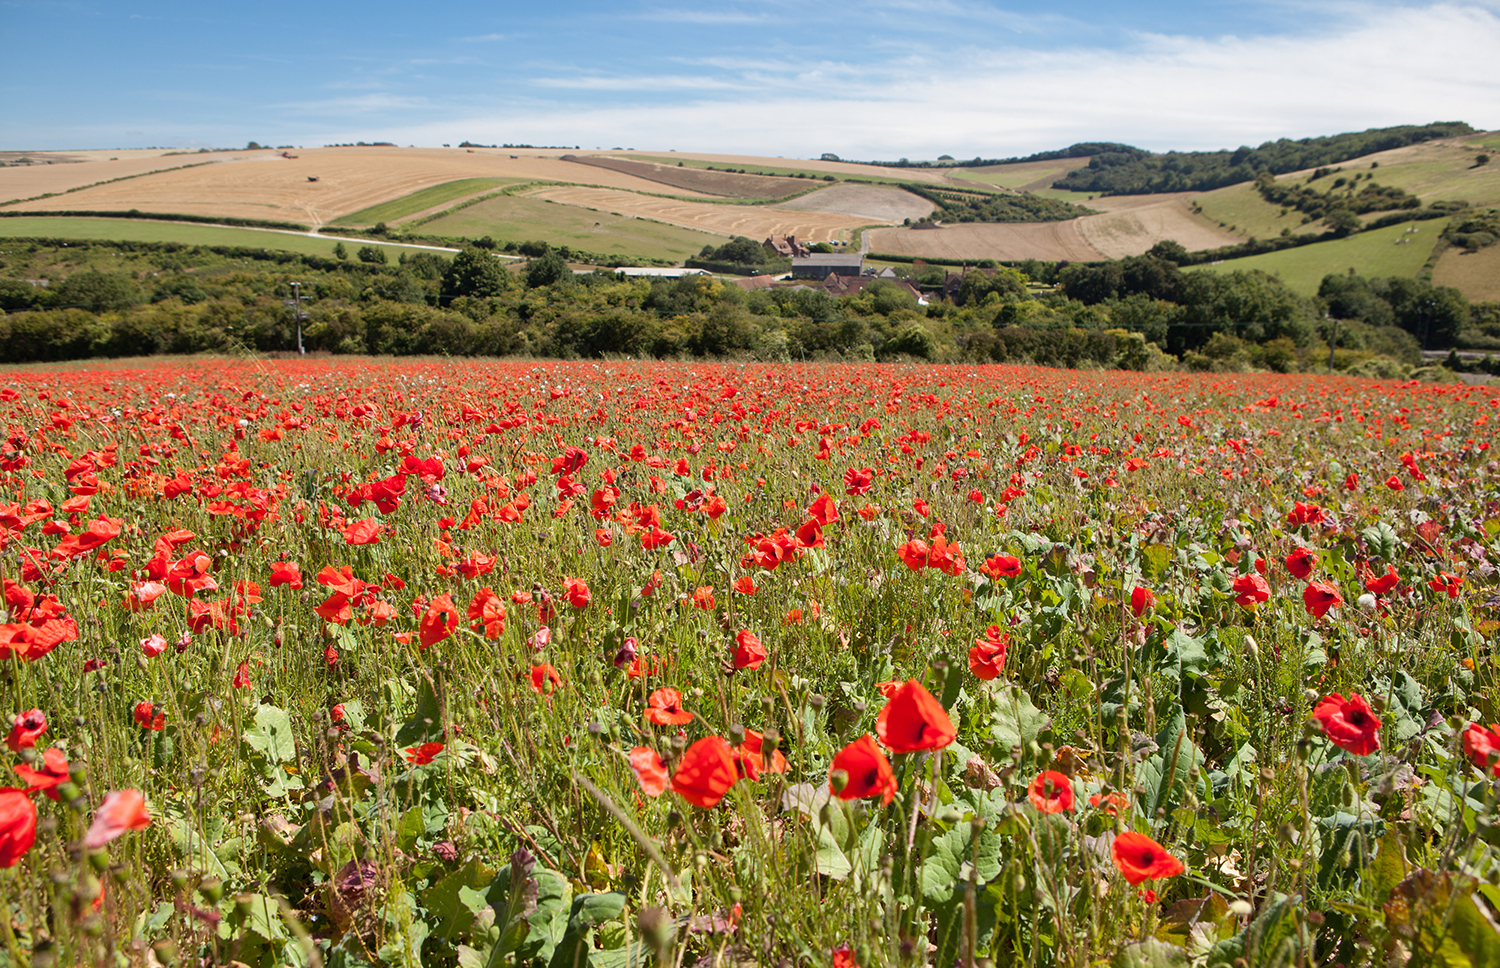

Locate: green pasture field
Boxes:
[1187,221,1439,295]
[418,194,722,261]
[329,178,520,227]
[1193,182,1311,241]
[0,216,423,259]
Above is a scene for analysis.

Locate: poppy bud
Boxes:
[727,724,745,745]
[829,769,849,794]
[199,878,223,903]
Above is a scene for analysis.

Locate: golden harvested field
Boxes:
[771,183,934,222]
[0,151,232,205]
[563,156,807,199]
[1433,244,1500,303]
[4,147,694,226]
[866,221,1104,262]
[521,186,873,241]
[1077,194,1239,259]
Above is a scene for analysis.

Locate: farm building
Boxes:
[790,253,864,280]
[762,235,809,258]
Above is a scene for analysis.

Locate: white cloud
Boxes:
[533,74,750,91]
[413,1,1499,157]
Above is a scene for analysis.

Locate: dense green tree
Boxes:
[524,249,570,289]
[357,246,388,265]
[442,246,510,303]
[52,269,142,313]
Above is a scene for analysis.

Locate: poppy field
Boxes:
[0,357,1498,968]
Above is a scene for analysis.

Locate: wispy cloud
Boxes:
[636,7,773,24]
[457,32,505,42]
[533,74,750,91]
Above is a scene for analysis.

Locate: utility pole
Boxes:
[285,282,307,355]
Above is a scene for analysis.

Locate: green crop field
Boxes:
[1186,221,1439,295]
[0,216,422,259]
[418,193,722,261]
[330,178,519,227]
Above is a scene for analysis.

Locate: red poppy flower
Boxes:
[843,467,873,496]
[733,630,766,671]
[1286,502,1326,528]
[1428,572,1462,598]
[733,576,757,596]
[231,659,251,689]
[968,626,1008,680]
[6,709,46,753]
[133,701,164,731]
[1232,573,1270,609]
[404,742,445,765]
[629,746,669,797]
[979,554,1021,579]
[692,586,716,610]
[670,736,737,808]
[1385,475,1405,491]
[530,664,562,695]
[1461,723,1500,777]
[0,788,37,868]
[466,587,506,638]
[830,734,896,806]
[1284,547,1317,580]
[646,688,693,726]
[875,679,956,754]
[1303,580,1343,618]
[268,561,303,589]
[733,729,788,781]
[14,747,68,800]
[1365,567,1400,595]
[1089,791,1130,816]
[563,577,592,609]
[418,594,460,649]
[833,944,859,968]
[83,789,151,849]
[342,518,385,545]
[1312,693,1381,755]
[1129,586,1155,618]
[896,539,929,571]
[806,492,840,526]
[1028,770,1075,814]
[1111,831,1185,885]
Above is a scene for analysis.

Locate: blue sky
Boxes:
[4,0,1497,157]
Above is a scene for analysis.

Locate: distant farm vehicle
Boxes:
[307,176,319,182]
[282,151,298,159]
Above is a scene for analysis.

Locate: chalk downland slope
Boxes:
[771,183,935,223]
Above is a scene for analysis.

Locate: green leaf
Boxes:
[1115,940,1190,968]
[243,704,296,764]
[1361,522,1400,561]
[395,676,443,746]
[549,892,628,968]
[989,684,1049,755]
[423,858,497,942]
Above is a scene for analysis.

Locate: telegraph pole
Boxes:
[286,282,307,355]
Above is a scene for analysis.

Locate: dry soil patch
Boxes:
[524,186,870,242]
[771,184,934,222]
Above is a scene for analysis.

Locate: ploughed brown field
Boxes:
[561,156,810,199]
[519,185,871,243]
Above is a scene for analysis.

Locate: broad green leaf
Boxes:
[243,704,296,764]
[990,684,1049,754]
